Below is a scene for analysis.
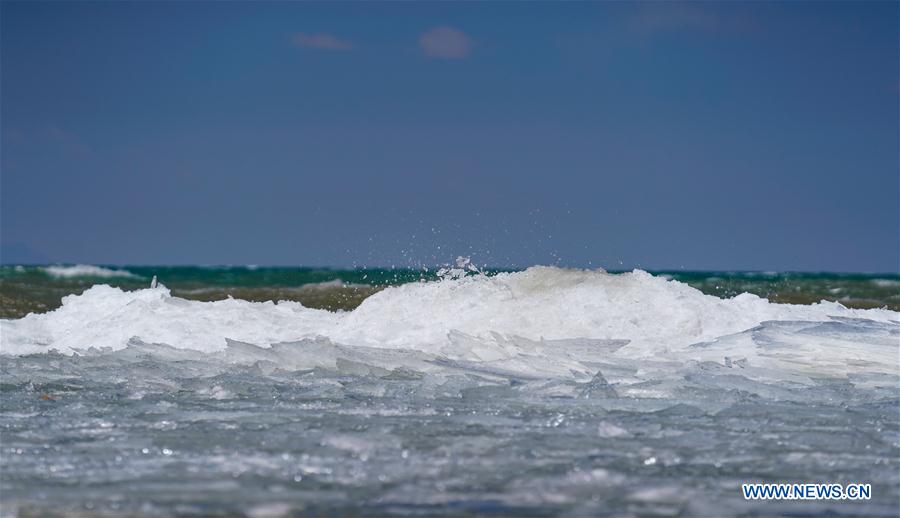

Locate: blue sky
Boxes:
[2,1,897,271]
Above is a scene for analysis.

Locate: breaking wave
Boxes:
[2,266,899,515]
[42,264,139,279]
[2,267,897,391]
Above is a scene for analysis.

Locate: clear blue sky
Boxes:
[2,1,897,271]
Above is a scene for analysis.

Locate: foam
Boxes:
[871,278,900,288]
[2,267,897,383]
[42,264,139,279]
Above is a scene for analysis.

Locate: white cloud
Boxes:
[419,26,472,60]
[291,33,354,51]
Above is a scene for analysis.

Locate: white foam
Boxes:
[2,267,897,383]
[303,279,370,290]
[42,264,138,279]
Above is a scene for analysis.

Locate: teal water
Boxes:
[1,264,897,318]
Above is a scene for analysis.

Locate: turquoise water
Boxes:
[2,264,897,318]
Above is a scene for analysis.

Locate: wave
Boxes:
[174,279,371,296]
[2,267,898,389]
[871,278,900,288]
[42,264,139,279]
[296,279,371,290]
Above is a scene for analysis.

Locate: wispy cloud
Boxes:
[630,3,720,35]
[419,26,472,60]
[291,33,354,51]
